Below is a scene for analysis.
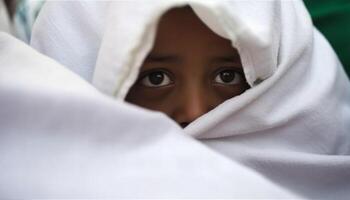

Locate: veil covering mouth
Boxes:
[31,0,350,199]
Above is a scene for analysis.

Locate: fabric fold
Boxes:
[1,33,296,198]
[30,1,350,199]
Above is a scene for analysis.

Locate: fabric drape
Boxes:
[30,0,350,199]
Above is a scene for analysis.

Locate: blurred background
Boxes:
[1,0,349,77]
[1,0,44,42]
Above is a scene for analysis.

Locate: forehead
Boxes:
[153,6,236,55]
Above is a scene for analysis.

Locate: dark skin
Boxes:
[126,7,249,128]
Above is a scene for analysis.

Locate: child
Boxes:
[31,1,350,199]
[125,6,249,128]
[0,32,293,198]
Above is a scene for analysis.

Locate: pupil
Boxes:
[149,72,164,85]
[220,71,235,83]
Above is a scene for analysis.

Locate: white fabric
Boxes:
[0,33,295,198]
[30,0,350,199]
[31,1,109,81]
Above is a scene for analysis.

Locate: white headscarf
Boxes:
[0,33,295,198]
[31,0,350,199]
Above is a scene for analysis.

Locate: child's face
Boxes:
[126,7,249,128]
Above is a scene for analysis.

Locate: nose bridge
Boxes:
[177,83,211,124]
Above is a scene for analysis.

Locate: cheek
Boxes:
[125,86,175,115]
[212,83,248,101]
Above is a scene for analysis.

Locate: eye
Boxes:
[214,69,243,85]
[139,71,173,87]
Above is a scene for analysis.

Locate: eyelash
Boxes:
[137,67,244,88]
[138,69,174,88]
[212,68,244,86]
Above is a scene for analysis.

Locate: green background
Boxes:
[304,0,350,77]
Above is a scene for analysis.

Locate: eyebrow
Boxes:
[211,55,240,63]
[144,54,240,63]
[145,54,181,63]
